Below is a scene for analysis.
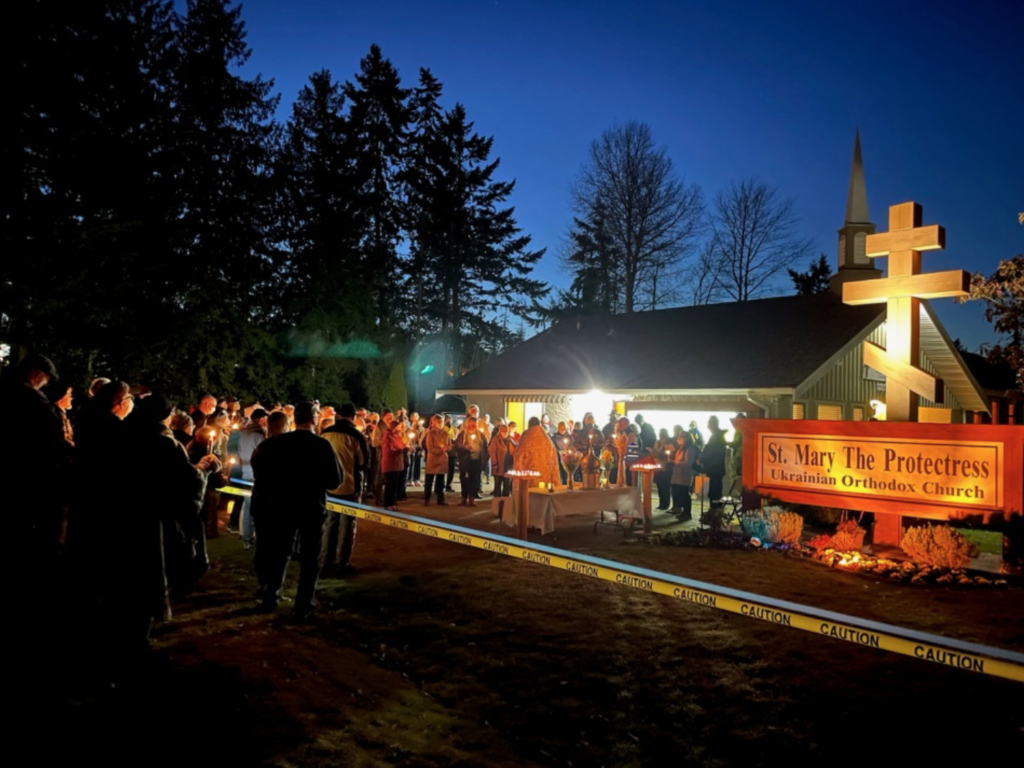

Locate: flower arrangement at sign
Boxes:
[740,506,804,546]
[560,450,582,492]
[598,449,616,489]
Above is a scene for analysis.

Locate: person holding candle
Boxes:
[573,412,601,457]
[191,393,217,431]
[489,423,515,498]
[381,419,407,510]
[653,428,674,510]
[670,431,700,522]
[371,410,394,502]
[455,416,487,506]
[444,416,458,492]
[185,419,228,540]
[407,412,424,487]
[423,414,453,506]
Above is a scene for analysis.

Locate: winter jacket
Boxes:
[455,429,487,462]
[381,429,407,473]
[701,429,727,476]
[489,436,515,477]
[322,418,369,496]
[671,444,700,486]
[237,423,266,481]
[251,429,344,520]
[573,425,602,455]
[423,427,452,475]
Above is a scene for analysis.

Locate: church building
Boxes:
[438,135,991,433]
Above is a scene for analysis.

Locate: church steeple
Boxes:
[831,131,881,291]
[844,129,870,224]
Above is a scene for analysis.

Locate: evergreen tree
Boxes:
[277,68,372,402]
[562,201,620,313]
[344,45,411,330]
[3,1,181,384]
[401,68,445,331]
[405,100,547,377]
[159,0,283,397]
[379,358,408,411]
[788,254,833,295]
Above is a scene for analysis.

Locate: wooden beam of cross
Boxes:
[842,201,969,421]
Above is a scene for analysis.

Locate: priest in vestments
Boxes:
[513,417,559,488]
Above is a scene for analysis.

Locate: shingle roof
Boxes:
[451,293,885,392]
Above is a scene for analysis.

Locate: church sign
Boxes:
[734,419,1023,522]
[757,433,1003,510]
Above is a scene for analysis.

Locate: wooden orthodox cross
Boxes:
[842,202,969,421]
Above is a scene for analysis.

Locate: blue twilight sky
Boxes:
[233,0,1022,350]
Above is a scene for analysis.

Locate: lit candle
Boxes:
[207,429,216,455]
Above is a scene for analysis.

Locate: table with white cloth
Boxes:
[504,486,642,535]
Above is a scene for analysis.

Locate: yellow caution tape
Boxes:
[219,484,1024,683]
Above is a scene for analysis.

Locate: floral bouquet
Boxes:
[599,449,616,473]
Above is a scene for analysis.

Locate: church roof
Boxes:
[447,292,886,393]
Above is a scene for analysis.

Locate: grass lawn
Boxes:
[25,498,1024,766]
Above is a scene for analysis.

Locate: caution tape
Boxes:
[219,483,1024,683]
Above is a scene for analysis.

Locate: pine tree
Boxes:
[160,0,283,397]
[3,1,181,383]
[379,358,408,411]
[788,254,833,295]
[344,45,411,330]
[405,100,547,378]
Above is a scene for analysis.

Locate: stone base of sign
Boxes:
[872,513,903,547]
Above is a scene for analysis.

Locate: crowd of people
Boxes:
[6,351,741,685]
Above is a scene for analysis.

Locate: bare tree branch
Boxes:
[569,122,705,313]
[709,178,814,302]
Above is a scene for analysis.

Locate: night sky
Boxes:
[236,0,1022,349]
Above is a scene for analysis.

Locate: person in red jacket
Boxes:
[381,419,407,511]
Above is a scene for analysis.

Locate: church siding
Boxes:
[797,324,963,419]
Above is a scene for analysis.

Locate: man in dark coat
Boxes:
[701,416,728,502]
[4,353,70,562]
[635,414,657,453]
[252,401,343,618]
[4,353,70,682]
[125,396,212,645]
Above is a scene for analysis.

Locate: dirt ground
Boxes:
[26,493,1024,767]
